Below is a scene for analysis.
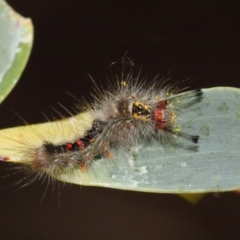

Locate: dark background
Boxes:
[0,0,240,239]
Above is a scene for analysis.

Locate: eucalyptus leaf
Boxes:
[1,87,239,193]
[0,0,33,104]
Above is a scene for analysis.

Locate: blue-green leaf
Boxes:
[0,0,33,104]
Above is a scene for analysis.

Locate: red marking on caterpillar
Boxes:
[154,100,168,130]
[0,155,9,161]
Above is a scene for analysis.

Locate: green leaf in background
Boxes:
[0,0,33,104]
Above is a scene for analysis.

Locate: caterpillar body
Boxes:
[0,68,203,184]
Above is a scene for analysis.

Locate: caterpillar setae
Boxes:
[0,59,203,186]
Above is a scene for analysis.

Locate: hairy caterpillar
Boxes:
[0,61,203,187]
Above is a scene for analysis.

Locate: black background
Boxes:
[0,0,240,239]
